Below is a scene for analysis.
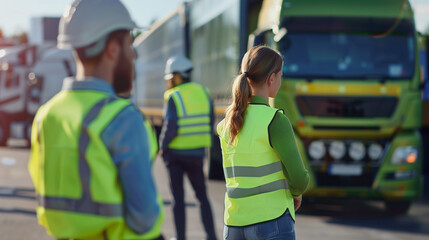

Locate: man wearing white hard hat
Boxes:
[160,56,217,240]
[28,0,164,239]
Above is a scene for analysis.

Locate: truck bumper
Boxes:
[303,131,423,201]
[305,175,423,200]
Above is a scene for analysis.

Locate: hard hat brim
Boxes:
[164,73,174,80]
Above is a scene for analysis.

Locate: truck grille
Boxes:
[302,138,389,187]
[296,96,398,118]
[313,167,378,187]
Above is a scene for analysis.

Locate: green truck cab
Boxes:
[252,0,423,213]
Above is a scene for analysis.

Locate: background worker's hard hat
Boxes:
[57,0,136,49]
[164,55,193,80]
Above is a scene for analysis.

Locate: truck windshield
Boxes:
[278,17,415,80]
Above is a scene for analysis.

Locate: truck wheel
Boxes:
[384,200,411,215]
[0,118,10,146]
[208,134,224,180]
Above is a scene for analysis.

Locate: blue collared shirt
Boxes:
[62,77,160,234]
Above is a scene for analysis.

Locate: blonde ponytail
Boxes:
[224,73,251,144]
[224,46,283,145]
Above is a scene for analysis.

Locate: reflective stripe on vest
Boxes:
[224,161,289,198]
[167,82,212,149]
[224,161,283,178]
[172,91,211,136]
[37,96,122,217]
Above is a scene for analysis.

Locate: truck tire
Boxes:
[384,200,411,215]
[208,134,224,180]
[0,117,10,146]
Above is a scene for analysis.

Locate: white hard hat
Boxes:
[57,0,136,49]
[164,55,193,80]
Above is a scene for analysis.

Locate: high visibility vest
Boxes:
[217,104,295,226]
[28,90,163,240]
[144,119,158,160]
[164,82,212,149]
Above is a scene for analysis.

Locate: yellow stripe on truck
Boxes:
[295,83,401,96]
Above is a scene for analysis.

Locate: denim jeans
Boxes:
[223,210,295,240]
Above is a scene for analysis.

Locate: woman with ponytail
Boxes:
[217,46,309,240]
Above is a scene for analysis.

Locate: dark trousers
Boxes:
[164,154,217,240]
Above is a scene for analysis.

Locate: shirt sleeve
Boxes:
[101,105,160,234]
[159,97,178,151]
[269,111,310,197]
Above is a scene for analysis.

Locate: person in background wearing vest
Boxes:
[217,46,310,240]
[28,0,164,239]
[160,56,217,240]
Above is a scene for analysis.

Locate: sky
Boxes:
[0,0,428,37]
[0,0,185,36]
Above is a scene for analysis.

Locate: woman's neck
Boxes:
[251,87,269,102]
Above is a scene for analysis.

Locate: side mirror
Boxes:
[248,30,269,49]
[248,26,287,49]
[274,27,287,42]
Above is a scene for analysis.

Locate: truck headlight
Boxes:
[368,143,383,161]
[349,141,365,161]
[391,146,418,165]
[329,141,346,160]
[308,140,326,160]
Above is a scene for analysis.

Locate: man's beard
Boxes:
[113,49,134,95]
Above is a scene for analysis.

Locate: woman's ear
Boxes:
[267,72,275,87]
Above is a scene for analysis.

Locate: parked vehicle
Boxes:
[0,17,75,145]
[265,0,423,215]
[135,0,423,214]
[0,44,41,145]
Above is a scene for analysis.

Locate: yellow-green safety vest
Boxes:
[217,104,295,226]
[164,82,212,149]
[29,90,163,239]
[144,119,159,160]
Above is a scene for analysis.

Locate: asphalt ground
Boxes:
[1,140,429,240]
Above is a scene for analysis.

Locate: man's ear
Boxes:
[172,73,183,86]
[104,39,120,61]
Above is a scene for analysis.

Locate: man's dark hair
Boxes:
[180,69,192,82]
